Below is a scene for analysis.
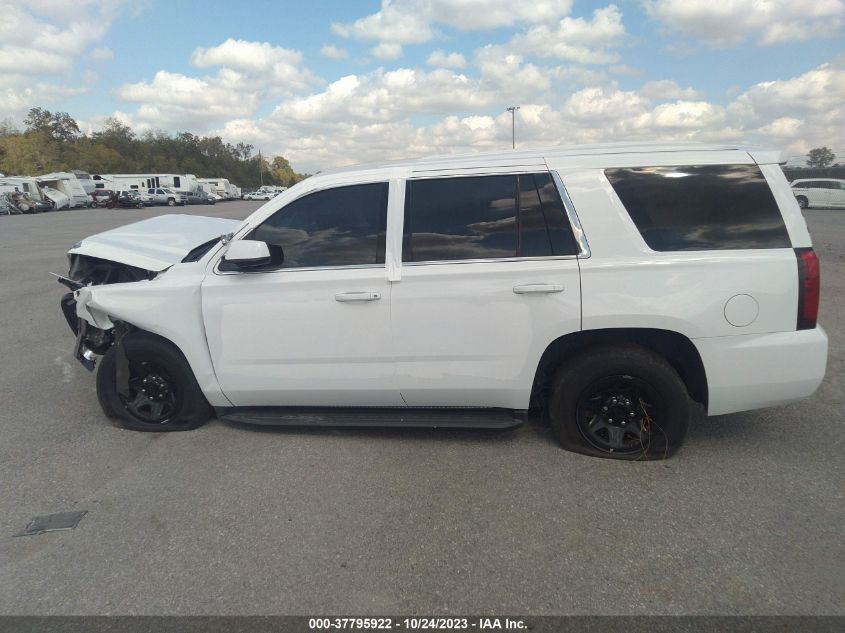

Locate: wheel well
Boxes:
[531,328,708,410]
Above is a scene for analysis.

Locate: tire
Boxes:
[167,198,176,206]
[548,344,690,460]
[796,196,809,210]
[96,333,212,432]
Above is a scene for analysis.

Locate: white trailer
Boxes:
[92,174,199,195]
[197,178,233,199]
[0,177,70,210]
[39,172,89,208]
[1,177,48,203]
[72,170,96,195]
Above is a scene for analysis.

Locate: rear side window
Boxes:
[605,164,791,251]
[403,174,578,262]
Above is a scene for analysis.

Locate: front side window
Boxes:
[248,182,388,269]
[605,164,791,251]
[402,173,578,262]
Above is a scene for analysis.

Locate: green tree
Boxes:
[0,106,307,186]
[23,107,80,141]
[807,147,835,169]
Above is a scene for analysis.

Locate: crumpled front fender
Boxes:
[75,286,116,330]
[70,274,232,407]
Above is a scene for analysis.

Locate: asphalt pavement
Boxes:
[0,201,842,615]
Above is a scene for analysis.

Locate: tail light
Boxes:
[795,247,820,330]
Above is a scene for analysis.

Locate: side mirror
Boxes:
[220,240,272,271]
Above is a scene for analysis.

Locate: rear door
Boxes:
[390,172,583,410]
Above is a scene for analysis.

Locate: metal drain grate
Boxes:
[13,511,88,537]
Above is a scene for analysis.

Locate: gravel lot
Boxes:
[0,201,842,615]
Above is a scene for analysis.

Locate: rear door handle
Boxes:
[512,283,564,294]
[335,291,382,302]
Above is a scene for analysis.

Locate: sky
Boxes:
[1,0,844,173]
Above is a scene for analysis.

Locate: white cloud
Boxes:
[331,0,575,53]
[272,68,497,126]
[500,5,626,64]
[116,70,261,129]
[207,60,845,174]
[426,50,467,68]
[0,1,123,74]
[371,42,404,60]
[0,46,69,74]
[320,44,349,60]
[0,74,88,116]
[0,1,130,118]
[90,46,114,61]
[609,64,643,77]
[638,79,705,101]
[643,0,845,46]
[190,38,316,90]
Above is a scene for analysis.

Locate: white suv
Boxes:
[791,178,845,209]
[57,143,828,460]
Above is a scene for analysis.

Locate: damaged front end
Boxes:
[58,255,158,370]
[56,213,241,371]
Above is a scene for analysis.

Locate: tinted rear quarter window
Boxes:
[605,164,791,251]
[403,174,578,262]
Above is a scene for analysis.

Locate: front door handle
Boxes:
[335,291,382,302]
[513,283,564,294]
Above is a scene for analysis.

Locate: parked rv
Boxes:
[0,180,50,213]
[0,177,57,209]
[73,170,95,195]
[40,185,72,210]
[92,174,199,196]
[197,178,234,200]
[39,172,89,208]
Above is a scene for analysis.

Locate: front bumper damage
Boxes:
[58,279,125,372]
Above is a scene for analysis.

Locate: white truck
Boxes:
[57,143,827,460]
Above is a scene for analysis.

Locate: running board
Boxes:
[217,407,525,429]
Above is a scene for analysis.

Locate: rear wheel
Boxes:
[549,345,690,460]
[96,333,212,432]
[796,196,809,209]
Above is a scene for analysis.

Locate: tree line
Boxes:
[0,108,307,189]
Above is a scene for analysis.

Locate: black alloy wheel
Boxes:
[97,333,212,431]
[548,344,691,460]
[575,375,664,454]
[120,359,181,425]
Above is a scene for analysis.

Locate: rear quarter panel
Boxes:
[556,165,799,339]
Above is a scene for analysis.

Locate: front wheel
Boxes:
[167,198,176,206]
[549,345,690,460]
[96,333,212,431]
[796,196,809,209]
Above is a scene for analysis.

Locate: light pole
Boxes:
[506,106,520,149]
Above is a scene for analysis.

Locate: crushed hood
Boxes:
[69,214,242,272]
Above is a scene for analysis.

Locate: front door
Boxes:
[391,172,583,410]
[202,181,401,406]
